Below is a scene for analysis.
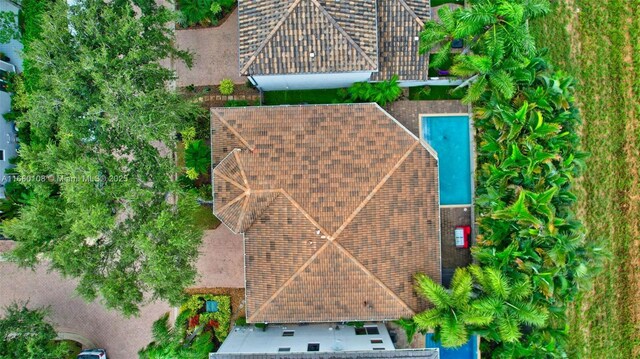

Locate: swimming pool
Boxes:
[422,115,472,205]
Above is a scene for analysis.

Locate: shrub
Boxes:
[224,99,248,107]
[341,75,402,106]
[185,140,211,175]
[180,126,196,146]
[219,79,234,95]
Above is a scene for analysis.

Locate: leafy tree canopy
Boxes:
[1,0,204,316]
[0,303,70,359]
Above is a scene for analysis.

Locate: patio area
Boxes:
[174,9,245,88]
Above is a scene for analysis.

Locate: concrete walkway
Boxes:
[175,9,245,87]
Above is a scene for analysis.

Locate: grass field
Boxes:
[530,0,640,357]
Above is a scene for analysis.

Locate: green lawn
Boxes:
[262,89,343,105]
[408,86,464,101]
[194,205,221,230]
[531,0,640,357]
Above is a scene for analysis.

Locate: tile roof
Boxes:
[238,0,378,76]
[212,104,441,323]
[211,349,440,359]
[372,0,430,81]
[237,1,431,81]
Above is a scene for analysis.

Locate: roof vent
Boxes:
[414,36,419,41]
[310,52,315,58]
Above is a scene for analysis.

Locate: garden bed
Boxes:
[179,294,232,351]
[186,287,245,323]
[176,0,236,29]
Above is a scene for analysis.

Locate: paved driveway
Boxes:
[0,226,245,358]
[174,9,245,87]
[0,262,170,359]
[194,225,245,288]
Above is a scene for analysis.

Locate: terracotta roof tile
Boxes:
[239,0,378,75]
[211,104,440,323]
[373,0,430,81]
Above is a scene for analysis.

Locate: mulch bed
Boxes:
[186,287,246,322]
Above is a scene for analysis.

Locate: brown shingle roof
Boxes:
[238,1,431,81]
[372,0,430,81]
[238,0,378,76]
[212,104,441,323]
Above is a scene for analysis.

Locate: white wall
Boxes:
[216,323,395,355]
[0,90,17,199]
[252,72,372,91]
[0,0,23,72]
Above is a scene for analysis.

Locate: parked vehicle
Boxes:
[78,349,107,359]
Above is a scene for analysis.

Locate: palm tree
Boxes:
[413,268,492,347]
[468,265,548,343]
[419,0,551,101]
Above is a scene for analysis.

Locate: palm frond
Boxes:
[415,273,452,309]
[489,69,516,99]
[496,314,522,342]
[440,315,470,347]
[451,267,473,304]
[413,308,443,330]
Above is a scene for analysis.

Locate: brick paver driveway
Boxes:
[174,9,245,87]
[0,262,170,359]
[0,226,245,358]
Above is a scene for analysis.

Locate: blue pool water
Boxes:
[426,333,478,359]
[422,115,472,205]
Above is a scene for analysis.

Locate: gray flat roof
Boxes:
[211,349,439,359]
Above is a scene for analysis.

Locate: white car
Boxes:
[78,349,107,359]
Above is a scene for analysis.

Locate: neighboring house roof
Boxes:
[212,104,441,323]
[238,0,379,76]
[372,0,430,81]
[211,349,440,359]
[237,1,431,80]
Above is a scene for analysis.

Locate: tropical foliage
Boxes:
[185,140,212,176]
[415,0,606,356]
[340,75,402,106]
[218,79,234,95]
[139,294,231,358]
[420,0,551,103]
[0,303,70,359]
[0,0,204,316]
[138,313,213,359]
[177,0,235,28]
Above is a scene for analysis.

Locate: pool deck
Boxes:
[387,100,473,282]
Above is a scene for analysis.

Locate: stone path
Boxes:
[174,9,245,87]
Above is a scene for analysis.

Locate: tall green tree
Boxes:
[1,0,204,316]
[0,303,70,359]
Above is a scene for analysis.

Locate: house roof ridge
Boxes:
[211,110,255,151]
[248,240,332,322]
[308,0,378,69]
[331,140,420,239]
[397,0,425,27]
[332,240,414,314]
[240,0,303,75]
